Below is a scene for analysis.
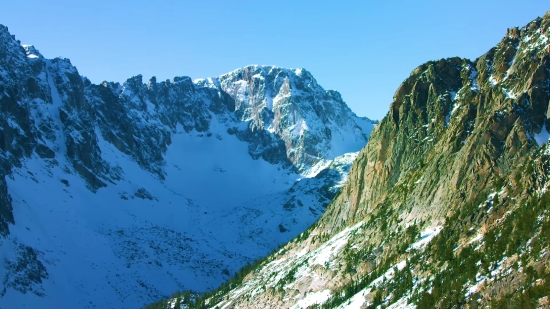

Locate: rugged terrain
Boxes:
[0,25,375,309]
[157,12,550,309]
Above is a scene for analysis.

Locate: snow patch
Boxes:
[410,226,443,250]
[336,288,371,309]
[291,119,308,137]
[370,260,408,287]
[489,75,498,86]
[468,233,483,244]
[291,289,332,309]
[502,88,517,99]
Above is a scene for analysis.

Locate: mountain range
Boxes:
[0,24,375,309]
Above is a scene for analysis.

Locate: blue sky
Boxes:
[1,1,548,120]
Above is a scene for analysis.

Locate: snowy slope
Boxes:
[0,24,375,309]
[2,119,295,308]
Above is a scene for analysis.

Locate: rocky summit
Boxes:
[0,24,375,308]
[154,11,550,309]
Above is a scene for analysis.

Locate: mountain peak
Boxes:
[21,45,43,59]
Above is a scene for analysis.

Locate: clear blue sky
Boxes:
[1,1,548,120]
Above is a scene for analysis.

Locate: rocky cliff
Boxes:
[169,11,550,309]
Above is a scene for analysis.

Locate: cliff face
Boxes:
[214,66,372,172]
[321,22,548,233]
[184,12,550,309]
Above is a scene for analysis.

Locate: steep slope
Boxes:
[0,26,375,309]
[172,11,550,309]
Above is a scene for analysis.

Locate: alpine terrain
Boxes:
[154,11,550,309]
[0,24,376,308]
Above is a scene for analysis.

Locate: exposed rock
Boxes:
[2,244,48,297]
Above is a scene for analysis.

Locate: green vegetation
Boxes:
[307,185,550,309]
[413,189,550,308]
[308,221,422,309]
[491,270,550,308]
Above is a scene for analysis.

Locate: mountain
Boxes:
[0,25,375,309]
[157,11,550,309]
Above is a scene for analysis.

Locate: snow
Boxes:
[521,27,549,53]
[449,91,457,101]
[328,118,374,160]
[335,288,370,309]
[0,105,366,308]
[445,92,461,126]
[310,222,364,267]
[489,75,498,86]
[305,158,332,178]
[468,233,483,244]
[466,276,486,298]
[22,44,42,59]
[209,222,364,309]
[291,289,332,309]
[215,65,374,170]
[502,88,517,99]
[45,60,68,155]
[450,104,460,115]
[0,116,309,308]
[266,94,273,110]
[410,226,443,250]
[370,259,408,287]
[469,70,479,91]
[291,118,308,137]
[6,118,25,135]
[490,257,509,278]
[336,259,413,309]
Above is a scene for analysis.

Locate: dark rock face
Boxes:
[2,244,48,297]
[0,177,13,237]
[0,25,37,236]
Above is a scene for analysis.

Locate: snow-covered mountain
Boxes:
[0,25,375,308]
